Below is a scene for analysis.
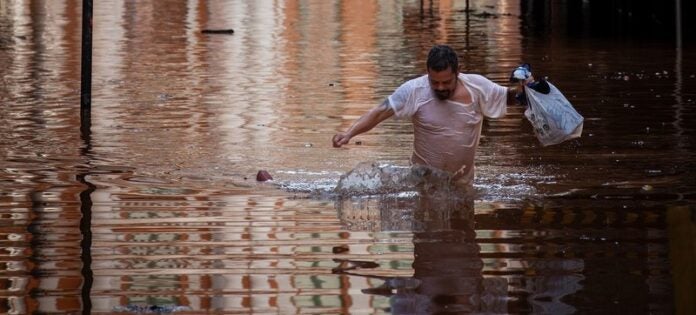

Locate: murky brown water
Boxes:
[1,0,695,314]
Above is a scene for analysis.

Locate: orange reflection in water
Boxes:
[0,0,685,314]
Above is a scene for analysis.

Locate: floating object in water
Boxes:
[332,245,350,254]
[201,29,235,34]
[256,170,273,181]
[113,304,192,313]
[332,258,380,274]
[334,162,454,196]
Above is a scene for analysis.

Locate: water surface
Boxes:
[1,0,694,314]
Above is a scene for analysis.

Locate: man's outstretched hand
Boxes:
[332,132,351,148]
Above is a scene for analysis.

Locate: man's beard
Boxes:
[434,89,451,100]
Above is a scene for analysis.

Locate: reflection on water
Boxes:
[337,188,676,314]
[1,0,694,314]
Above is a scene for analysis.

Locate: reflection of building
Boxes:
[0,3,87,313]
[476,200,671,314]
[337,191,636,313]
[522,0,692,41]
[0,0,680,314]
[82,171,407,313]
[337,191,512,313]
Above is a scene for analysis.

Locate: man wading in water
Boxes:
[332,44,529,186]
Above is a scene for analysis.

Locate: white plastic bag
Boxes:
[524,82,584,146]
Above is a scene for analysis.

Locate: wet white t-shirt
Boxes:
[387,73,508,184]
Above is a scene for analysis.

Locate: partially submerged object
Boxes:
[334,162,456,196]
[256,170,273,182]
[201,29,235,34]
[334,162,475,232]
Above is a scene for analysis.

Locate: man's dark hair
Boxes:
[426,45,459,73]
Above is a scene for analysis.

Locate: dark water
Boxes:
[1,0,695,314]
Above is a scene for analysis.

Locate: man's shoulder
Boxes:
[459,73,502,94]
[404,74,429,86]
[394,74,429,94]
[458,72,489,83]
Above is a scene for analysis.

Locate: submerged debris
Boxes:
[113,304,192,314]
[256,170,273,181]
[334,161,455,196]
[332,245,350,254]
[201,29,234,34]
[332,258,380,274]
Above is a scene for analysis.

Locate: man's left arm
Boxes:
[474,73,527,118]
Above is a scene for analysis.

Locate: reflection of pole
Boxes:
[465,4,469,45]
[674,0,684,148]
[80,0,92,135]
[78,172,94,315]
[464,2,470,70]
[80,1,93,313]
[675,0,682,49]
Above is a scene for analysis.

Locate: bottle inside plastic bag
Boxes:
[523,82,584,146]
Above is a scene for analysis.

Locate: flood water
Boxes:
[1,0,695,314]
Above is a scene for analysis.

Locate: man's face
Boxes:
[428,68,458,100]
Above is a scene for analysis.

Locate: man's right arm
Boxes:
[332,99,395,148]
